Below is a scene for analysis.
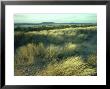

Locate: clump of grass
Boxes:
[64,42,77,51]
[36,56,96,76]
[87,54,97,67]
[79,68,96,76]
[15,42,48,65]
[15,43,37,65]
[45,44,60,60]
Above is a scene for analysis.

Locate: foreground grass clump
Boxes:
[36,57,96,76]
[15,43,47,65]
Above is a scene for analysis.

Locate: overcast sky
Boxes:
[14,13,97,23]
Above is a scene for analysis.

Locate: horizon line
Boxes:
[14,22,97,24]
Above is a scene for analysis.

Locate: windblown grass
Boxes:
[36,56,96,76]
[14,25,97,76]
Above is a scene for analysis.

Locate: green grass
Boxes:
[14,25,97,76]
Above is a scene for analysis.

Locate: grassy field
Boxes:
[14,24,97,76]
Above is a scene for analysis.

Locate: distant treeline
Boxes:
[14,24,96,32]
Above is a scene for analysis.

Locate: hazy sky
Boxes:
[14,13,97,23]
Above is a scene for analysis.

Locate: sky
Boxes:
[14,13,97,23]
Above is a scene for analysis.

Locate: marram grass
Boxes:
[14,25,97,76]
[36,57,96,76]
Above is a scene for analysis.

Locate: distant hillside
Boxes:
[41,22,55,24]
[14,22,97,25]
